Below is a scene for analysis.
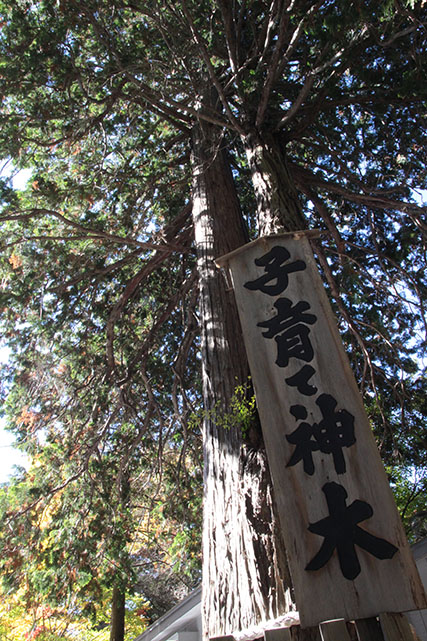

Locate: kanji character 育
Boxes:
[244,246,306,296]
[257,298,317,368]
[306,481,398,580]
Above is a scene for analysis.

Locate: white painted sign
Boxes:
[217,232,427,628]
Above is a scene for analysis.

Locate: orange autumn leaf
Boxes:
[9,253,23,269]
[17,406,40,431]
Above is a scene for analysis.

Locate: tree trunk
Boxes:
[110,584,126,641]
[191,118,295,640]
[109,476,130,641]
[243,131,307,234]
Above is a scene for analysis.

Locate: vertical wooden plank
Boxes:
[379,613,414,641]
[265,626,324,641]
[320,620,352,641]
[290,626,323,641]
[216,233,427,627]
[265,628,293,641]
[355,618,384,641]
[347,622,359,641]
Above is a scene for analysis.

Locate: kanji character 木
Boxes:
[306,482,398,580]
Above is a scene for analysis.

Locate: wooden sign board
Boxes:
[216,232,427,628]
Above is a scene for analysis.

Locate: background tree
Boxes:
[0,433,202,639]
[0,0,426,638]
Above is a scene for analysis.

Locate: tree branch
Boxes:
[105,210,194,376]
[256,2,290,128]
[0,208,186,252]
[180,0,245,135]
[291,163,427,232]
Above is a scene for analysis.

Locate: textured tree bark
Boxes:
[239,129,328,640]
[109,584,126,641]
[191,118,295,640]
[242,131,307,234]
[109,475,130,641]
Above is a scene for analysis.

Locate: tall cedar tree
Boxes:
[0,1,426,639]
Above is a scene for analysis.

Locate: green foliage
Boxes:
[189,380,256,439]
[0,580,150,641]
[388,466,427,543]
[226,382,257,439]
[0,0,425,634]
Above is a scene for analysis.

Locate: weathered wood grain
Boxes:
[320,620,352,641]
[355,618,384,641]
[379,613,414,641]
[265,626,322,641]
[217,233,427,627]
[264,627,293,641]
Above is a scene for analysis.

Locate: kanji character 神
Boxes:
[286,394,356,475]
[312,394,356,475]
[287,405,319,475]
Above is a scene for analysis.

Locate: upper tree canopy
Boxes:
[0,0,426,632]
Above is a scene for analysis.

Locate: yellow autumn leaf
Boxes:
[9,253,23,269]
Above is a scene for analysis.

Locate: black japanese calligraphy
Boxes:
[244,246,306,296]
[287,405,319,475]
[257,298,317,368]
[276,324,314,367]
[286,394,356,475]
[241,242,399,587]
[285,365,318,396]
[258,299,317,338]
[290,405,309,420]
[306,482,398,580]
[313,394,355,474]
